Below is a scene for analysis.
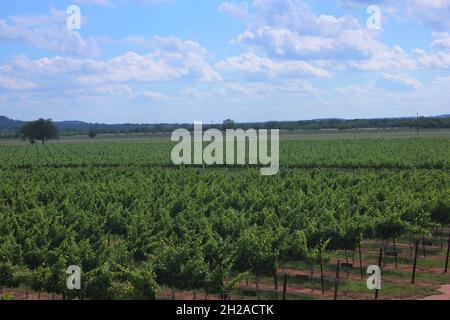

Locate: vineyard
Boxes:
[0,133,450,300]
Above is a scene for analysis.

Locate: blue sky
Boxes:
[0,0,449,123]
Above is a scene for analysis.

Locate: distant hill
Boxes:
[0,116,25,132]
[0,116,189,136]
[1,114,450,137]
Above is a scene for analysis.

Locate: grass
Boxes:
[382,268,450,284]
[336,278,438,299]
[256,268,441,300]
[1,293,14,300]
[276,241,450,300]
[232,288,321,300]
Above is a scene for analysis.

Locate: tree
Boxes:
[236,226,282,299]
[222,119,235,130]
[20,118,58,144]
[130,263,158,300]
[431,200,450,226]
[0,263,14,291]
[44,259,68,300]
[202,236,241,300]
[13,267,32,299]
[373,211,408,241]
[88,130,98,139]
[155,244,188,299]
[83,265,113,300]
[30,267,51,300]
[111,261,158,300]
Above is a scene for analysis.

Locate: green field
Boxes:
[0,130,449,300]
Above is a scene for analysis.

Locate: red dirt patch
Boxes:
[422,285,450,300]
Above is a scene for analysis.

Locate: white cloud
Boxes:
[431,32,450,49]
[345,45,416,71]
[75,0,112,6]
[375,73,423,91]
[225,80,318,95]
[61,84,171,105]
[74,52,185,84]
[0,35,221,91]
[181,88,215,100]
[0,10,101,57]
[63,84,133,97]
[414,48,450,69]
[182,80,319,101]
[216,52,332,78]
[335,74,423,95]
[250,0,361,35]
[139,0,174,3]
[0,75,37,90]
[337,0,386,8]
[133,91,171,101]
[406,0,450,30]
[218,2,249,20]
[339,0,450,31]
[224,0,416,73]
[411,31,450,69]
[122,36,222,81]
[335,85,368,94]
[75,0,173,5]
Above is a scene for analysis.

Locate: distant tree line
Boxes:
[63,117,448,135]
[0,115,449,138]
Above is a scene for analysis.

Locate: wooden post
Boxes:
[412,240,419,284]
[282,274,287,300]
[409,234,413,259]
[274,271,278,300]
[334,260,340,301]
[358,239,363,280]
[445,233,450,273]
[320,260,325,294]
[393,238,398,269]
[274,259,279,300]
[345,249,350,279]
[422,235,426,258]
[255,275,260,300]
[375,248,383,300]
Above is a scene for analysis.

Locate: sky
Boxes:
[0,0,449,124]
